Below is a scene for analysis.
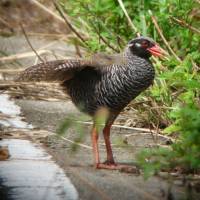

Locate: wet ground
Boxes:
[0,93,199,200]
[0,139,78,200]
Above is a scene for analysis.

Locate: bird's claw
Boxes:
[103,160,116,165]
[95,163,140,174]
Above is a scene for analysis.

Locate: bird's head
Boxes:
[128,36,166,59]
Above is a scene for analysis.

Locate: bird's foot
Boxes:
[95,162,139,173]
[103,159,116,165]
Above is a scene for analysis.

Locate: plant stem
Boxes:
[148,10,181,62]
[117,0,140,36]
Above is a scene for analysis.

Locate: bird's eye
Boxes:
[141,41,149,48]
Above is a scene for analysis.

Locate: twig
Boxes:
[30,0,88,37]
[30,0,65,23]
[0,17,14,32]
[48,116,166,135]
[0,82,60,87]
[81,3,124,44]
[191,59,200,72]
[99,35,120,53]
[60,136,92,149]
[20,24,45,63]
[25,32,71,38]
[53,1,87,45]
[124,132,174,143]
[67,119,164,135]
[117,0,140,36]
[0,69,23,73]
[74,40,82,57]
[171,17,200,35]
[0,50,50,62]
[148,10,182,62]
[90,21,120,52]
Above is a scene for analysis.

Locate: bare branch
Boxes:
[20,24,45,63]
[148,10,181,62]
[53,1,87,45]
[171,16,200,35]
[0,17,14,32]
[90,22,120,52]
[30,0,88,42]
[30,0,64,23]
[60,136,92,150]
[99,35,120,53]
[74,40,82,57]
[0,50,50,62]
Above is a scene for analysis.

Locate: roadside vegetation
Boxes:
[58,0,200,177]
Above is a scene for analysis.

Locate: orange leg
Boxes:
[103,123,115,164]
[91,123,138,172]
[91,124,116,169]
[91,126,100,168]
[91,123,116,168]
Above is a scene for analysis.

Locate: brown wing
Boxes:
[16,53,125,82]
[16,59,83,82]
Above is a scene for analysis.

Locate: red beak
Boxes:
[147,44,167,57]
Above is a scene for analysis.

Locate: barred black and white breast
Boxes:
[17,36,164,121]
[62,53,155,116]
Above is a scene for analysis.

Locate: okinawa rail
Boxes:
[17,36,165,170]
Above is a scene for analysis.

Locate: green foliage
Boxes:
[142,52,200,127]
[60,0,199,54]
[137,147,172,179]
[59,0,200,175]
[165,104,200,169]
[137,103,200,179]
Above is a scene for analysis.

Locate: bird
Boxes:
[17,36,165,170]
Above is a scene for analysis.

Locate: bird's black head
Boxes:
[128,36,164,59]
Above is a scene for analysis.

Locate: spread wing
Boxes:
[16,59,84,82]
[16,53,126,82]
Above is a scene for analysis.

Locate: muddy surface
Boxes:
[13,98,199,200]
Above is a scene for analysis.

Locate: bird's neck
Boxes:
[123,47,155,82]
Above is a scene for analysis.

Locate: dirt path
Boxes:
[13,98,198,200]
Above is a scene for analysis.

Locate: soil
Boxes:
[13,98,199,200]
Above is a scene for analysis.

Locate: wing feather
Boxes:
[16,53,125,82]
[16,59,83,82]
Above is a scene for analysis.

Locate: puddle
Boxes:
[0,94,33,129]
[0,92,79,199]
[0,139,79,200]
